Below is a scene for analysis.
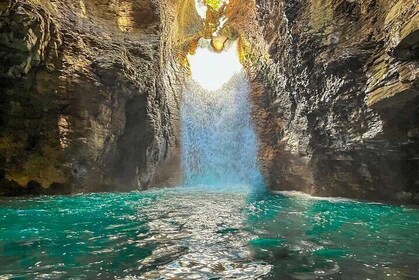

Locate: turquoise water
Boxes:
[0,188,418,279]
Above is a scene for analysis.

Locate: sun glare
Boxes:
[194,0,229,19]
[188,41,242,92]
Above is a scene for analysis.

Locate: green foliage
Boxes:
[206,0,223,9]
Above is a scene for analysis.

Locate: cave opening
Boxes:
[1,1,419,279]
[187,40,241,91]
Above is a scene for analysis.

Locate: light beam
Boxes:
[187,41,242,92]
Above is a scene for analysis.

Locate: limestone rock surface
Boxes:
[0,0,418,204]
[253,0,419,203]
[0,0,182,195]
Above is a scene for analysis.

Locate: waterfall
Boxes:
[181,41,264,190]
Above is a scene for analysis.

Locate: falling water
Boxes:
[181,41,264,190]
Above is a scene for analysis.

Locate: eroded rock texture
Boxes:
[254,0,418,202]
[0,0,182,195]
[0,0,417,203]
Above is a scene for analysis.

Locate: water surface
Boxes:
[0,189,418,279]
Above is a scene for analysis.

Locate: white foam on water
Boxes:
[274,190,377,204]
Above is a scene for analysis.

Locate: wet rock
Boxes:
[252,0,419,203]
[0,179,25,196]
[0,0,182,195]
[0,0,417,203]
[26,180,43,195]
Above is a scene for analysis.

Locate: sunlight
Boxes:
[187,40,242,91]
[194,0,207,19]
[194,0,230,19]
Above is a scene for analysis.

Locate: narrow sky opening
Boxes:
[187,41,242,92]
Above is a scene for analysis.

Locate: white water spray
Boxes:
[182,40,264,190]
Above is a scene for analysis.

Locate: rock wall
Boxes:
[1,0,417,203]
[0,0,182,195]
[253,0,418,202]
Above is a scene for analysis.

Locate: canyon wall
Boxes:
[253,0,418,202]
[0,0,182,195]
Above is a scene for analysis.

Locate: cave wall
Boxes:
[1,0,417,202]
[253,0,419,202]
[0,0,182,195]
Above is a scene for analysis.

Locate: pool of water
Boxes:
[0,188,418,279]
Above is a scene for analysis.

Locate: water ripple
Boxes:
[0,189,418,279]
